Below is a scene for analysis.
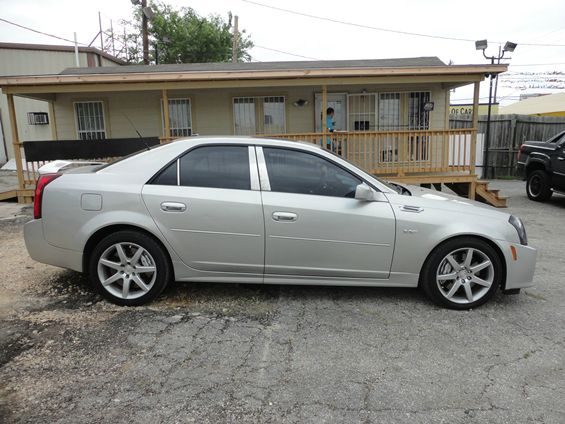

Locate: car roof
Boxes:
[164,136,322,152]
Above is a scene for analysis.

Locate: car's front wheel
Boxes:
[89,230,171,306]
[421,237,502,310]
[526,170,552,201]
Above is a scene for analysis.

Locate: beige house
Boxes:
[0,57,508,205]
[0,42,124,164]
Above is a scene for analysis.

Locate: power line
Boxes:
[253,44,319,60]
[242,0,565,47]
[0,17,87,46]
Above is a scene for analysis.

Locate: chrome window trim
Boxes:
[255,146,271,191]
[248,146,261,191]
[176,159,180,186]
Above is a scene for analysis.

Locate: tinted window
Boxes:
[151,160,178,185]
[263,148,361,198]
[179,146,250,190]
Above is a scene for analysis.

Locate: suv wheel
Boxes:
[526,170,552,201]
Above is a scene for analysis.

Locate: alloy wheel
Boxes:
[436,247,494,305]
[97,242,157,300]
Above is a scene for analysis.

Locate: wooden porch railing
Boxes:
[268,129,477,176]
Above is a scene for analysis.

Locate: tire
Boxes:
[421,237,502,310]
[526,170,552,201]
[88,230,171,306]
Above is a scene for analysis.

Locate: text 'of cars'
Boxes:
[25,137,537,310]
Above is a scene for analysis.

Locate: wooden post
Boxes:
[6,94,26,203]
[48,100,58,140]
[321,85,327,148]
[470,81,480,177]
[162,89,170,142]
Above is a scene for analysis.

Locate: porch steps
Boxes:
[444,180,508,208]
[475,181,508,208]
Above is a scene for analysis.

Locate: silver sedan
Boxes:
[24,137,537,309]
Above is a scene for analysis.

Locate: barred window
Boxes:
[163,98,192,137]
[74,101,106,140]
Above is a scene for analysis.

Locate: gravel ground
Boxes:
[0,181,564,424]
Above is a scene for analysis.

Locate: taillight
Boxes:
[34,174,61,219]
[517,144,525,161]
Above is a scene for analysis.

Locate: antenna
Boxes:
[122,112,151,150]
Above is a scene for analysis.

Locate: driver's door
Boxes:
[258,146,396,279]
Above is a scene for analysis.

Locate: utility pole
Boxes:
[232,15,239,63]
[142,0,149,64]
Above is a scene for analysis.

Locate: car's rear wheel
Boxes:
[421,237,502,310]
[89,230,171,306]
[526,170,552,201]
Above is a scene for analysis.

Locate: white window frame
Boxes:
[161,97,193,137]
[233,96,286,135]
[73,100,107,140]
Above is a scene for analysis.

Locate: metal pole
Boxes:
[142,0,149,64]
[110,19,116,57]
[483,58,494,179]
[232,15,239,63]
[493,45,501,104]
[98,11,103,51]
[73,32,80,67]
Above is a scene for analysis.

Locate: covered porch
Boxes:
[0,58,507,205]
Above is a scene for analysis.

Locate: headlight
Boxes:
[509,215,528,245]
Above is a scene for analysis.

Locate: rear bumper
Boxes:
[24,219,83,272]
[498,240,537,289]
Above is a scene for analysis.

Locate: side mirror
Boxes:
[355,183,382,202]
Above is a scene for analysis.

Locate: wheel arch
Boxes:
[525,158,550,176]
[418,234,507,289]
[82,224,175,280]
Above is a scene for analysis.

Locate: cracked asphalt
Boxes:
[1,180,564,423]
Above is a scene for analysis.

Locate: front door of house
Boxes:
[315,93,347,132]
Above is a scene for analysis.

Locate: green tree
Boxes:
[106,2,253,64]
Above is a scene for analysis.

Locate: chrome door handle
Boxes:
[161,202,187,212]
[272,211,298,222]
[400,205,424,213]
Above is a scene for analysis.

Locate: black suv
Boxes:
[517,130,565,201]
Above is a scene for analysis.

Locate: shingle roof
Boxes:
[59,57,446,75]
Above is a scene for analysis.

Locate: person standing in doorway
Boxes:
[325,107,335,150]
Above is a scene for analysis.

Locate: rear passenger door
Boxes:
[142,144,265,275]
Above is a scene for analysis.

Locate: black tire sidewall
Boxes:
[527,170,552,201]
[88,230,171,306]
[421,237,502,310]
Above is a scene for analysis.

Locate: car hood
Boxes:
[385,184,510,219]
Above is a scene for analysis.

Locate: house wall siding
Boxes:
[52,84,448,140]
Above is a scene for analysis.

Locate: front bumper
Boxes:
[24,219,83,272]
[497,239,537,289]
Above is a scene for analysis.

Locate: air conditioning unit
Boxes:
[27,112,49,125]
